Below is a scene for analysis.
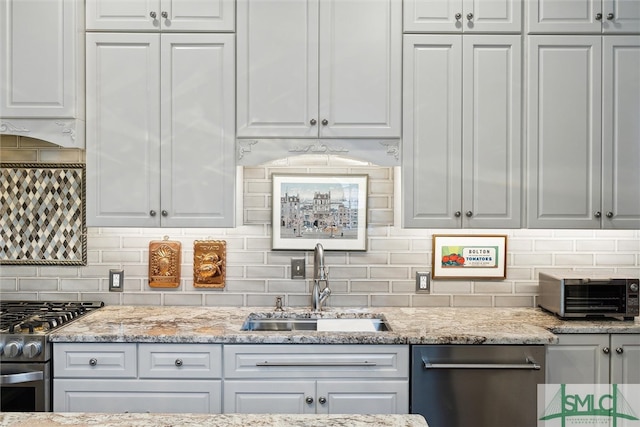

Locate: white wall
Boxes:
[1,136,639,307]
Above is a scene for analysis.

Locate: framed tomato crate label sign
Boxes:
[432,234,507,279]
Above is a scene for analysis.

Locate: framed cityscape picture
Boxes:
[272,174,368,251]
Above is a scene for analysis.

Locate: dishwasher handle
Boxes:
[422,356,541,370]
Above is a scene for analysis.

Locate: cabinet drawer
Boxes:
[224,345,409,379]
[139,344,222,379]
[53,343,137,378]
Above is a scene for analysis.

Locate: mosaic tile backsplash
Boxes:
[0,136,638,307]
[1,163,86,265]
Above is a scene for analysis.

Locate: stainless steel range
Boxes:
[0,300,103,411]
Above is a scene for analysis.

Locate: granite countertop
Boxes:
[48,306,640,345]
[0,413,428,427]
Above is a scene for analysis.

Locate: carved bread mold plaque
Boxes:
[194,240,226,288]
[148,237,181,288]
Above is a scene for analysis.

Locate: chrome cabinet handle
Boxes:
[603,347,610,354]
[607,13,614,20]
[256,361,377,367]
[150,210,157,217]
[175,359,183,367]
[465,211,473,217]
[455,13,462,21]
[318,397,327,404]
[606,211,613,218]
[594,211,601,218]
[150,11,157,19]
[161,11,168,19]
[595,13,602,20]
[616,347,624,354]
[89,358,97,366]
[454,211,461,217]
[305,396,314,404]
[321,119,328,126]
[467,13,473,21]
[161,210,168,217]
[310,119,317,126]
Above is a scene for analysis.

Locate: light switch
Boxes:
[291,258,305,279]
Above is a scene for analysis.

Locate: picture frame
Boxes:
[432,234,507,279]
[272,174,368,251]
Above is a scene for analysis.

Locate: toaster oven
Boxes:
[538,272,639,320]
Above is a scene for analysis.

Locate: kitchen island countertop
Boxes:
[0,412,428,427]
[48,306,640,345]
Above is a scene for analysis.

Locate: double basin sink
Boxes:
[241,312,392,332]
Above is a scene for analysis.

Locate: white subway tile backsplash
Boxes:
[452,295,493,307]
[554,254,594,266]
[18,279,59,291]
[596,254,636,266]
[60,279,100,292]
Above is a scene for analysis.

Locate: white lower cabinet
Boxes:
[546,334,640,384]
[53,343,223,413]
[222,345,409,414]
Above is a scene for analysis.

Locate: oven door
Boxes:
[0,362,50,411]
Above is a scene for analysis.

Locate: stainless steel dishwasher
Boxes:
[411,345,545,427]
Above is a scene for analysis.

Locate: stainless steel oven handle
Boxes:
[422,357,541,370]
[0,370,44,384]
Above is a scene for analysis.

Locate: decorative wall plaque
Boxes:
[194,240,226,288]
[148,237,181,288]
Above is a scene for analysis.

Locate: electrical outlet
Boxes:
[291,258,305,279]
[109,269,124,292]
[416,271,430,293]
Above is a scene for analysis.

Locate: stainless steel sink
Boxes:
[240,314,392,332]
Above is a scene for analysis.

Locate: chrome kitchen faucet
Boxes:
[312,243,331,311]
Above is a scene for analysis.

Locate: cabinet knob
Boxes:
[607,13,614,20]
[465,211,473,217]
[305,396,314,404]
[150,210,157,217]
[318,397,327,404]
[595,13,603,20]
[321,119,329,126]
[89,358,98,366]
[606,211,613,218]
[454,211,461,217]
[310,119,317,126]
[616,347,624,354]
[161,210,168,217]
[594,211,601,218]
[175,359,183,367]
[455,13,462,21]
[467,13,474,21]
[603,347,610,355]
[149,11,157,19]
[161,11,168,19]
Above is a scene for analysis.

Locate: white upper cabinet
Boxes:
[0,0,84,148]
[236,0,401,139]
[527,0,640,33]
[86,0,235,31]
[404,0,522,33]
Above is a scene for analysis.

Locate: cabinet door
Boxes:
[160,34,235,227]
[527,0,603,33]
[0,0,76,118]
[403,0,464,32]
[402,35,463,228]
[610,334,640,384]
[236,0,319,138]
[223,380,315,414]
[318,0,401,138]
[546,334,610,384]
[86,33,161,227]
[462,35,521,228]
[54,379,221,413]
[603,0,640,33]
[160,0,234,31]
[316,380,408,414]
[527,36,602,228]
[601,36,640,229]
